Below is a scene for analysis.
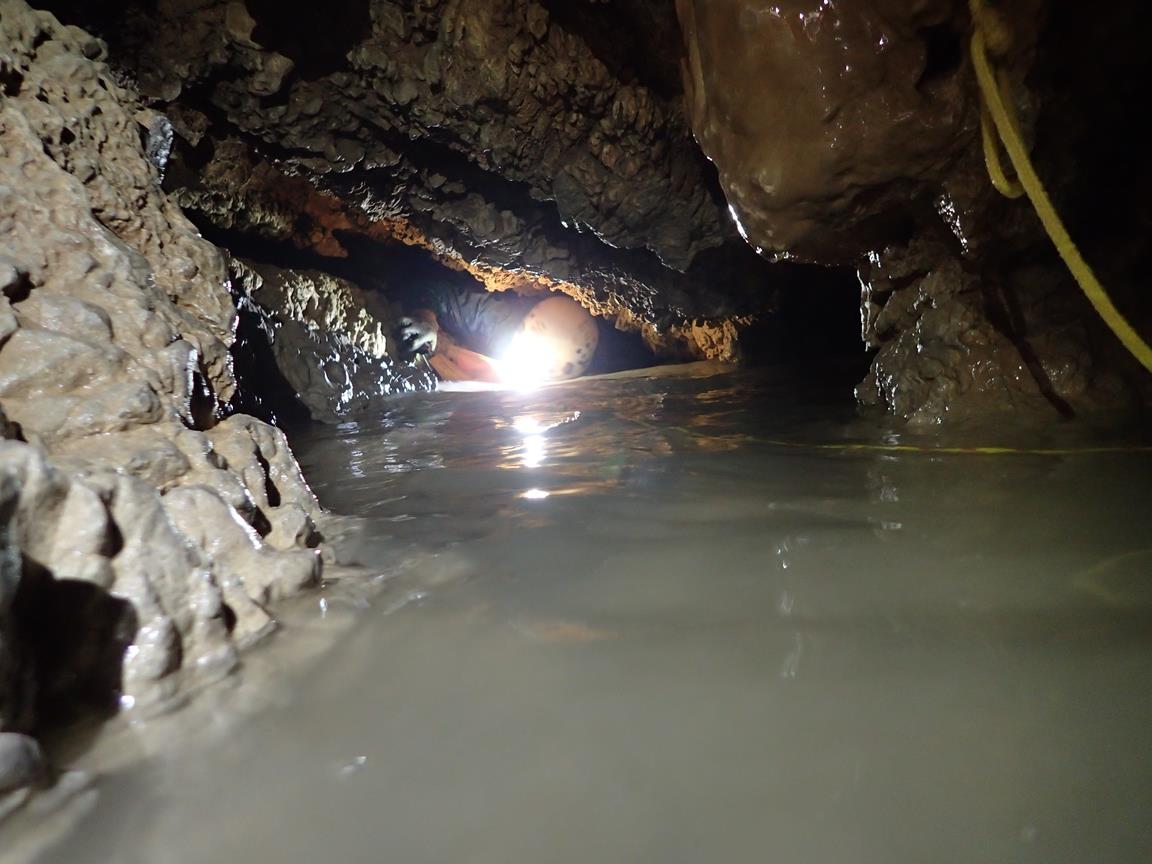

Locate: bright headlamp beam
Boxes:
[497,331,558,390]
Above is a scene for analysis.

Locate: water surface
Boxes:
[32,365,1152,863]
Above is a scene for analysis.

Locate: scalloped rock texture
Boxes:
[172,134,760,363]
[52,0,1149,416]
[0,1,329,742]
[116,0,728,270]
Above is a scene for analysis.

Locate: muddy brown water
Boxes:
[19,365,1152,863]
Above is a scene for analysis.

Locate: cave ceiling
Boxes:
[43,0,811,361]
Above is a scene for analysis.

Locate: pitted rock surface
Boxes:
[107,0,729,271]
[40,0,784,362]
[0,1,326,735]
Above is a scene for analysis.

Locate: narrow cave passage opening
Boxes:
[189,214,667,428]
[214,212,869,424]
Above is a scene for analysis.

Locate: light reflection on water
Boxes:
[33,365,1152,864]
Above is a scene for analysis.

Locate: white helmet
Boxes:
[500,296,599,386]
[521,295,599,380]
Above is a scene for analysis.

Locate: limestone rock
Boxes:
[229,259,437,420]
[163,486,320,615]
[677,0,981,263]
[108,0,730,271]
[64,1,783,362]
[855,237,1134,423]
[0,1,332,732]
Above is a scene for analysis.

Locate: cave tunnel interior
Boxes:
[37,0,886,409]
[3,0,1152,858]
[21,0,1152,426]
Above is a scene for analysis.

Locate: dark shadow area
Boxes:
[915,21,965,92]
[247,0,371,80]
[1030,1,1152,349]
[536,0,685,100]
[586,321,656,376]
[11,559,137,731]
[35,0,149,38]
[741,266,872,389]
[227,288,315,429]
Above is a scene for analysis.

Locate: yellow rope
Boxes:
[969,5,1152,373]
[978,93,1023,198]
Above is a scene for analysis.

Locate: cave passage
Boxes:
[5,0,1152,859]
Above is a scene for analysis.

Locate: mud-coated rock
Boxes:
[164,486,320,609]
[677,0,976,263]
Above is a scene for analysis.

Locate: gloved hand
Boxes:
[396,310,439,359]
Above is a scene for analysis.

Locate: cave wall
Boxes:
[229,257,438,422]
[677,0,1151,421]
[41,0,1147,417]
[0,0,1147,807]
[115,0,727,270]
[0,1,343,744]
[678,0,976,263]
[0,0,794,778]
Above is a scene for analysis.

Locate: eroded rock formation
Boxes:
[2,0,1148,795]
[0,2,337,757]
[1,0,802,801]
[678,0,977,263]
[117,0,727,270]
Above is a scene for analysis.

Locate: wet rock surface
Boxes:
[29,0,1142,417]
[678,0,1151,420]
[0,0,329,742]
[0,0,1144,716]
[228,258,437,422]
[104,0,728,270]
[854,232,1135,423]
[678,0,975,263]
